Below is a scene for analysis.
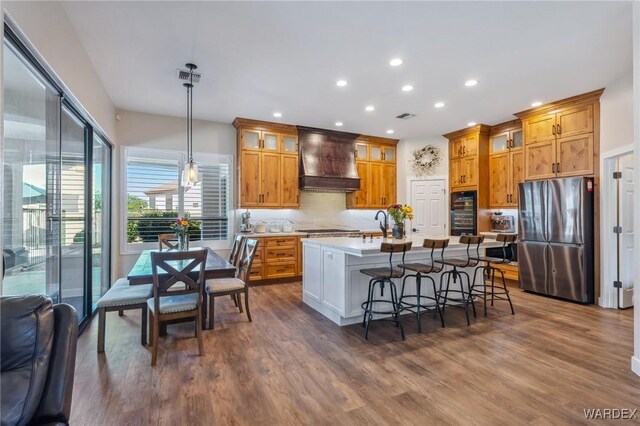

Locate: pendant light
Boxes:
[181,63,200,186]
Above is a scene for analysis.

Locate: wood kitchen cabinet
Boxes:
[516,89,602,181]
[346,136,398,209]
[249,235,302,282]
[488,120,523,208]
[234,118,299,209]
[445,124,490,192]
[444,124,491,233]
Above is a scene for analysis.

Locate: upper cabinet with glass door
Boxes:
[241,128,281,151]
[282,134,298,153]
[369,144,395,162]
[489,120,523,154]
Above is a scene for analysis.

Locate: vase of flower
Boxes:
[178,233,188,251]
[387,204,414,239]
[171,216,191,251]
[392,222,405,239]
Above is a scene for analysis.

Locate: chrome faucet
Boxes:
[375,210,389,238]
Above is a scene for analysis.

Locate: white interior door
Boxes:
[411,180,446,237]
[618,154,635,299]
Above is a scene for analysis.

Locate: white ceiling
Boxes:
[61,1,633,139]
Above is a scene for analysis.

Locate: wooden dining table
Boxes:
[127,247,236,332]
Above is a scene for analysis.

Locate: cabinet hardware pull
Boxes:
[507,194,510,203]
[557,124,561,135]
[552,125,556,136]
[463,146,466,155]
[552,163,556,173]
[556,163,560,173]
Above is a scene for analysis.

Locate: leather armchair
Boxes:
[1,295,78,426]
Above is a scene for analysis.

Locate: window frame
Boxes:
[120,146,234,255]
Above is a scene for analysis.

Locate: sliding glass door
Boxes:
[92,135,111,310]
[2,40,61,301]
[60,106,88,317]
[2,29,112,326]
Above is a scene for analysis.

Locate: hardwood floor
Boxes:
[72,282,639,425]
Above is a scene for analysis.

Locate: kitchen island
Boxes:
[302,236,504,326]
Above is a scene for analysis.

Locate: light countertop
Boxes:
[240,231,307,238]
[302,235,503,256]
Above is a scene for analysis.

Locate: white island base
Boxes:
[302,236,503,326]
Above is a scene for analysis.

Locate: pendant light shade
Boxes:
[181,63,201,186]
[182,161,200,187]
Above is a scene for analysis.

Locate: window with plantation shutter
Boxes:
[122,147,232,253]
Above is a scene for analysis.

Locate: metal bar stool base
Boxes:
[361,278,405,340]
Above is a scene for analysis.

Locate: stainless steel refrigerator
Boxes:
[518,177,594,303]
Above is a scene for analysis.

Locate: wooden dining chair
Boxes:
[203,239,259,330]
[228,234,246,266]
[148,249,207,366]
[158,233,187,251]
[227,234,246,308]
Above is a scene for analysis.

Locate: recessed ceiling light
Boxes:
[365,105,375,112]
[467,122,477,127]
[465,79,478,87]
[389,58,403,67]
[386,129,395,134]
[335,121,344,127]
[531,101,543,107]
[402,85,414,92]
[273,112,282,118]
[434,102,445,108]
[336,80,348,87]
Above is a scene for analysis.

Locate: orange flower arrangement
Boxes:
[171,216,192,237]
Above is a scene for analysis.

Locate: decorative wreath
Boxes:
[410,145,441,176]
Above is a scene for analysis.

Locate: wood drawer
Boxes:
[265,246,296,262]
[264,262,296,279]
[265,237,298,248]
[494,263,518,282]
[249,261,263,281]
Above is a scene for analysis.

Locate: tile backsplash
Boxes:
[235,192,385,231]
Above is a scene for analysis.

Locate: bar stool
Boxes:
[434,235,484,326]
[360,241,412,340]
[399,239,449,333]
[469,234,517,316]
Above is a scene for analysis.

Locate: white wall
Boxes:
[114,109,236,277]
[3,1,116,140]
[601,70,634,153]
[632,0,640,378]
[396,136,449,204]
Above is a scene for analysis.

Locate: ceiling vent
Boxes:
[177,69,202,83]
[396,113,416,120]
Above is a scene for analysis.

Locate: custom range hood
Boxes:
[297,126,361,192]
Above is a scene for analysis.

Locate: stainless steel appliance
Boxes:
[450,191,477,236]
[490,214,515,233]
[297,228,361,238]
[518,177,594,303]
[240,209,253,233]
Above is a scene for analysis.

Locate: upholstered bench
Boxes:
[96,278,153,352]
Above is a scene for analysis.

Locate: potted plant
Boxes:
[387,204,414,239]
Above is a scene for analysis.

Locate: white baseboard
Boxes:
[632,356,640,377]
